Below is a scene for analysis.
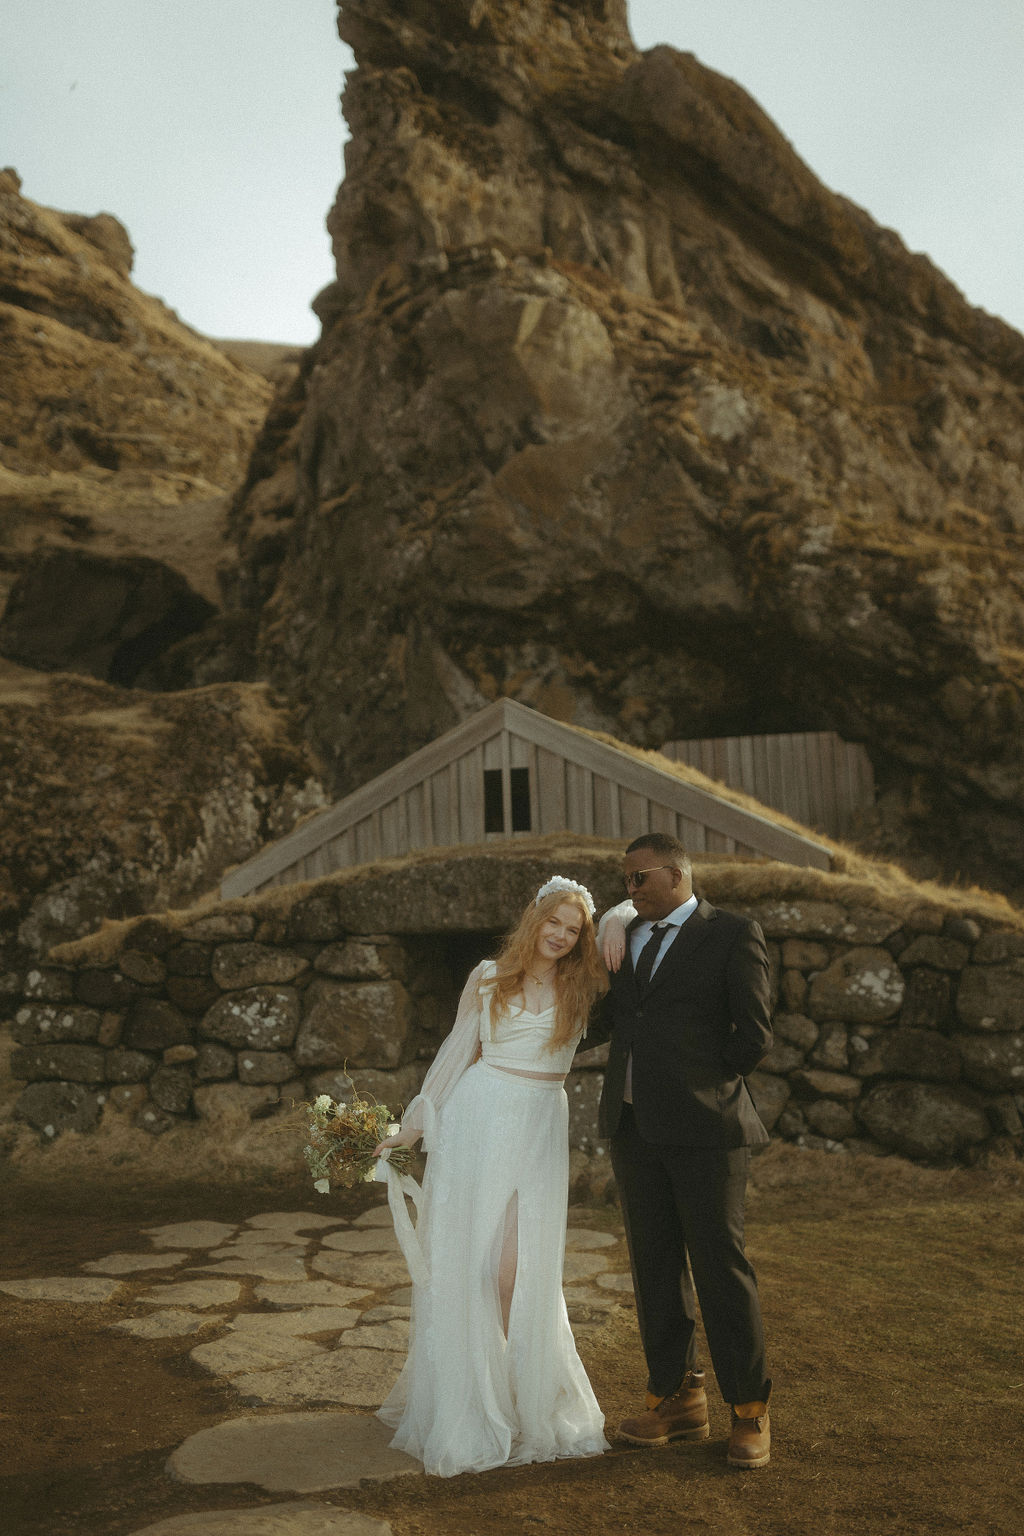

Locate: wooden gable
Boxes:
[220,698,832,899]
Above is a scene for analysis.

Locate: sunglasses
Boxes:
[622,865,674,891]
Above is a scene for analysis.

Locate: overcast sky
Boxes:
[4,0,1022,344]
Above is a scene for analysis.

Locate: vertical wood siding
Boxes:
[660,732,874,838]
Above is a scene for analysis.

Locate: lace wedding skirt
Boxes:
[378,1060,608,1477]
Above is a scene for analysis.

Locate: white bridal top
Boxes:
[401,960,583,1148]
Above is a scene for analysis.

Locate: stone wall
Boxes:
[6,848,1023,1169]
[738,901,1023,1162]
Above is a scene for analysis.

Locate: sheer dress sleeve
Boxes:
[400,959,491,1150]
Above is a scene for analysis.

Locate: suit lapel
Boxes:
[642,900,716,998]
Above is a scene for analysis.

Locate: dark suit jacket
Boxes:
[584,900,773,1149]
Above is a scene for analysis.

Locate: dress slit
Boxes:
[498,1191,519,1337]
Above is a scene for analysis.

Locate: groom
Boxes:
[587,832,774,1468]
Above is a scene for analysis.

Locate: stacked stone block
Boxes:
[740,900,1023,1160]
[10,903,425,1143]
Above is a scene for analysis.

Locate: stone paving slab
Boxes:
[83,1251,191,1274]
[218,1231,311,1247]
[564,1229,619,1250]
[144,1222,240,1249]
[358,1306,410,1324]
[191,1332,326,1378]
[142,1280,246,1308]
[350,1206,392,1227]
[246,1213,347,1234]
[132,1505,391,1536]
[255,1281,372,1310]
[110,1308,222,1339]
[167,1411,418,1492]
[562,1286,622,1310]
[340,1321,409,1350]
[595,1272,635,1292]
[562,1251,613,1282]
[385,1287,412,1307]
[0,1275,124,1303]
[229,1308,360,1337]
[191,1255,310,1282]
[318,1229,400,1255]
[310,1253,409,1288]
[208,1242,307,1260]
[230,1349,404,1408]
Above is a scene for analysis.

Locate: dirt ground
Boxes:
[1,1145,1022,1536]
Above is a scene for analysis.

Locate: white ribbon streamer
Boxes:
[373,1151,429,1287]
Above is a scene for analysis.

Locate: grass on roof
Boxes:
[50,825,1024,968]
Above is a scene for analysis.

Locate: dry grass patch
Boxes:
[1,1143,1020,1536]
[1,1093,308,1188]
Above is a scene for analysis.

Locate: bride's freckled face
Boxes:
[535,903,583,963]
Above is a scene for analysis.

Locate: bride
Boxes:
[373,876,610,1477]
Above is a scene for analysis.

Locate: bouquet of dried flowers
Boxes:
[302,1089,413,1195]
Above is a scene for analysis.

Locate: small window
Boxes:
[483,769,504,833]
[510,767,532,831]
[483,767,533,833]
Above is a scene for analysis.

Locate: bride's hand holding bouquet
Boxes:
[373,1123,421,1158]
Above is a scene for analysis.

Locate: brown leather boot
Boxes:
[726,1381,771,1468]
[618,1370,709,1446]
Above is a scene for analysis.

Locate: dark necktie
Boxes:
[634,922,669,993]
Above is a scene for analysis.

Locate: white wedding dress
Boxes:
[377,960,608,1477]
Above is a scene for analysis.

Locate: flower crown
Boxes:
[534,876,596,917]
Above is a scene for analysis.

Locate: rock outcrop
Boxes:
[211,0,1024,898]
[0,668,326,978]
[0,548,215,685]
[0,168,273,639]
[0,175,330,987]
[0,167,269,487]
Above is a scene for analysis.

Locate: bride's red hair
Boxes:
[484,890,607,1050]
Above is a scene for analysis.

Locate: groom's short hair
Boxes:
[625,832,692,882]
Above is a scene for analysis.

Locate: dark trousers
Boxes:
[610,1104,768,1405]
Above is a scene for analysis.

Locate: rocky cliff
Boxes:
[208,0,1024,899]
[0,167,274,639]
[0,168,268,488]
[0,174,327,978]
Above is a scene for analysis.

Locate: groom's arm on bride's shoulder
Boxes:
[598,899,635,973]
[722,915,773,1077]
[576,900,635,1054]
